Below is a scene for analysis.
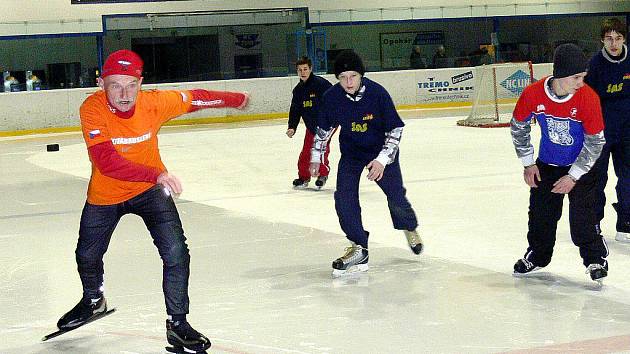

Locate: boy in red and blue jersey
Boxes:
[511,44,608,282]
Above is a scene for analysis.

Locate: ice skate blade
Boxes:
[165,346,208,354]
[615,232,630,243]
[42,308,117,341]
[332,264,368,278]
[512,267,542,277]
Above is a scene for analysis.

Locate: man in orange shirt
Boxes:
[55,50,248,353]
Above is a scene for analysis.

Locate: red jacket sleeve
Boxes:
[188,89,247,112]
[88,141,162,183]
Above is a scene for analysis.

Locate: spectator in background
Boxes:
[409,45,426,69]
[454,51,471,67]
[479,47,493,65]
[432,45,448,68]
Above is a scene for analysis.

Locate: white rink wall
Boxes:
[0,63,553,133]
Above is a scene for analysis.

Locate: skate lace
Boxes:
[404,230,422,246]
[340,246,364,263]
[521,258,534,270]
[585,264,604,274]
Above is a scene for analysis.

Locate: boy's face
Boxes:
[338,71,361,94]
[602,30,625,56]
[556,72,587,95]
[98,74,143,112]
[297,64,312,82]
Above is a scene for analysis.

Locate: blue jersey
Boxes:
[585,45,630,139]
[513,77,604,166]
[318,77,404,163]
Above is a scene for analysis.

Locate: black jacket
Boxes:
[288,74,332,134]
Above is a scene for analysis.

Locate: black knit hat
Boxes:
[553,44,589,79]
[334,50,365,77]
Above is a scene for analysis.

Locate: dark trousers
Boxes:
[592,130,630,231]
[76,185,190,315]
[524,160,608,267]
[297,129,332,180]
[334,155,418,248]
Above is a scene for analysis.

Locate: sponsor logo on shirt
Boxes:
[570,108,577,118]
[623,73,630,80]
[536,104,546,112]
[111,132,151,145]
[351,122,368,132]
[363,113,374,121]
[546,118,574,146]
[89,129,101,139]
[192,99,223,107]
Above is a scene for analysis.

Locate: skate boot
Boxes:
[403,229,423,255]
[332,242,369,278]
[57,295,107,330]
[586,262,608,283]
[615,220,630,243]
[166,319,211,353]
[613,204,630,242]
[292,178,310,189]
[513,258,543,276]
[315,176,328,189]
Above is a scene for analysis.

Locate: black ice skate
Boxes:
[42,296,116,341]
[612,203,630,242]
[403,229,423,255]
[513,258,543,276]
[315,176,328,189]
[165,319,211,354]
[332,243,369,278]
[586,262,608,283]
[292,178,310,189]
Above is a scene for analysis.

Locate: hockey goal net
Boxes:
[457,62,534,128]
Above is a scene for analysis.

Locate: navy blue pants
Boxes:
[524,160,608,267]
[593,123,630,231]
[76,185,190,315]
[334,155,418,248]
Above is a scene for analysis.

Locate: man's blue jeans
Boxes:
[76,185,190,315]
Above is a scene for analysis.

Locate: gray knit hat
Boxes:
[553,44,589,78]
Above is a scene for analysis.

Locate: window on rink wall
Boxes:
[0,12,624,91]
[0,35,99,91]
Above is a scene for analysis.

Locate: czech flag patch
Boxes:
[89,129,101,139]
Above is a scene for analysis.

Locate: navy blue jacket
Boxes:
[585,46,630,140]
[288,74,332,134]
[318,77,404,163]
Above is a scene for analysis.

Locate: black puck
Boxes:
[46,144,60,152]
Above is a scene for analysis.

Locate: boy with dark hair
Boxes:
[586,18,630,243]
[310,50,422,278]
[511,44,609,282]
[287,56,333,189]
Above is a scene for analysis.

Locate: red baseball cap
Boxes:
[101,49,144,79]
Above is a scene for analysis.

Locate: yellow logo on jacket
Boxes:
[607,82,623,94]
[352,122,368,132]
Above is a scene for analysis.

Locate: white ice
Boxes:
[2,112,630,354]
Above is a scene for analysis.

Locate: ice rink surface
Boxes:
[2,111,630,354]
